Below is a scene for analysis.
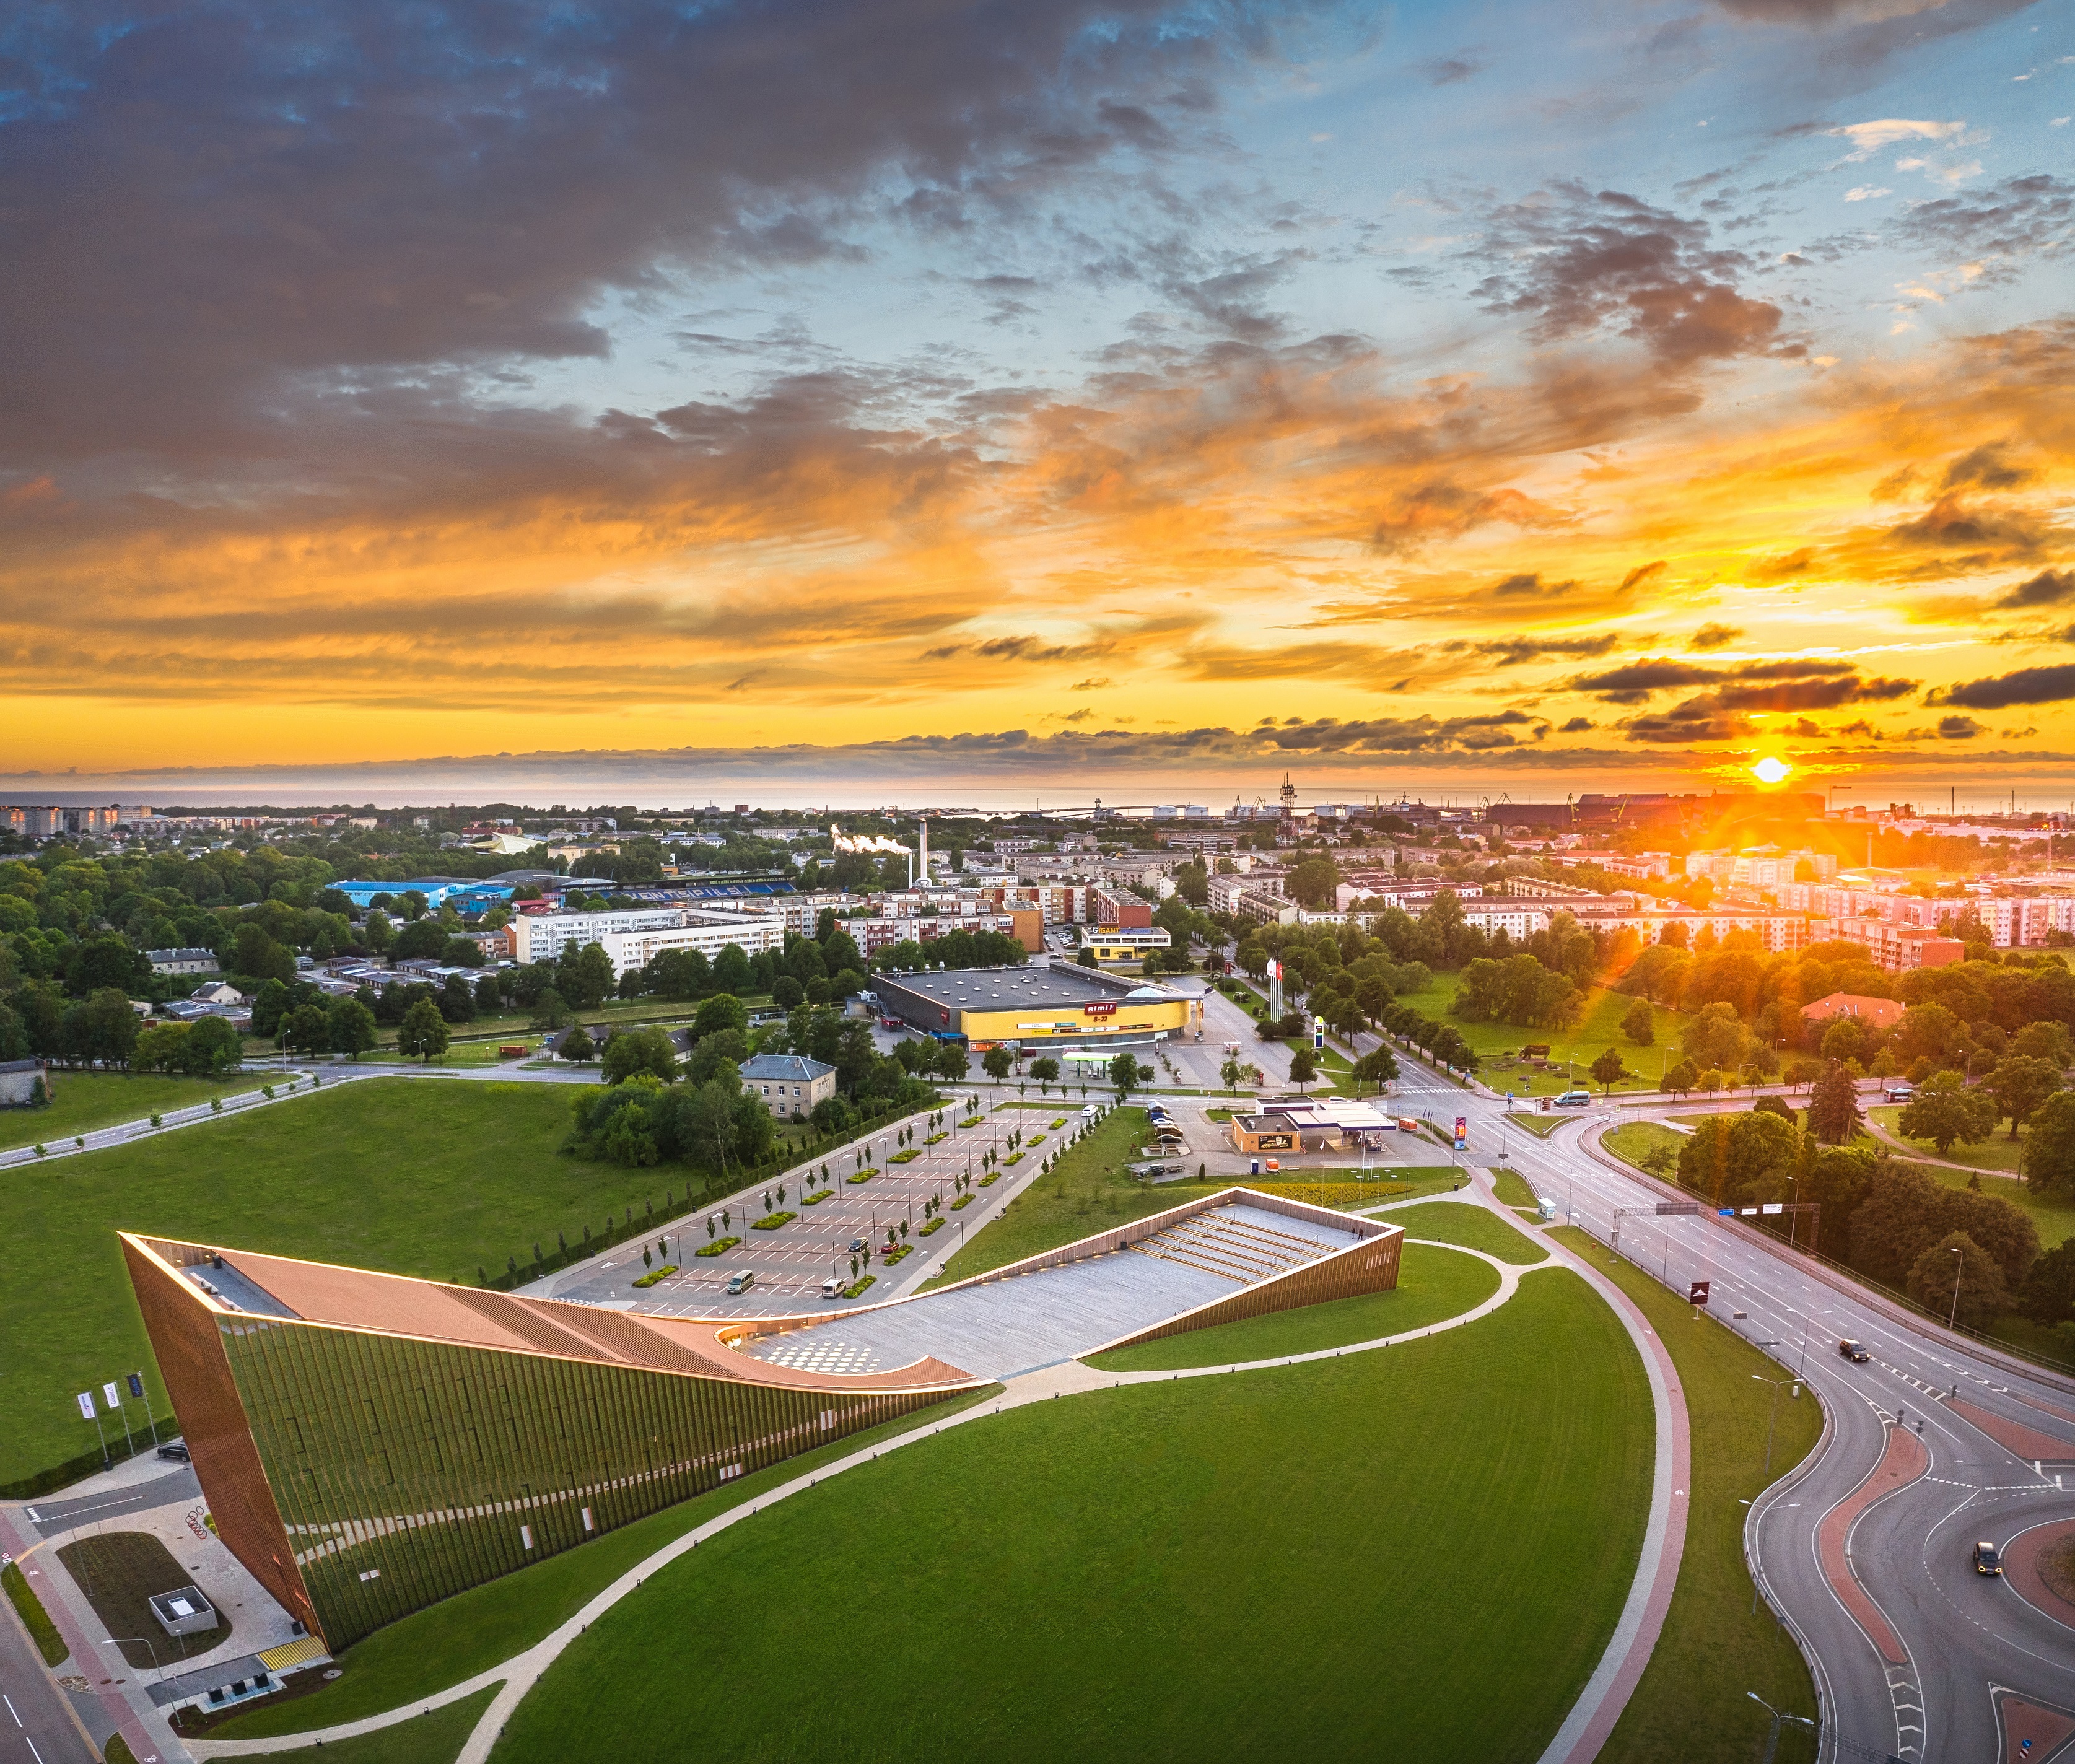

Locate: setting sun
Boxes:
[1751,756,1792,785]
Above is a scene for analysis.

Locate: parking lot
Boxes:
[543,1097,1099,1318]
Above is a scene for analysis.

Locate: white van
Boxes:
[1553,1091,1593,1108]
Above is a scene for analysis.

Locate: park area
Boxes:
[1384,979,1693,1096]
[0,1077,689,1493]
[486,1267,1651,1764]
[0,1070,258,1152]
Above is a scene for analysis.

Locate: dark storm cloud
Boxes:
[1940,442,2032,493]
[1887,495,2053,556]
[1470,182,1798,367]
[0,0,1298,474]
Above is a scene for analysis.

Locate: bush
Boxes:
[803,1189,834,1206]
[953,1192,977,1208]
[694,1236,741,1258]
[751,1211,797,1231]
[890,1148,920,1164]
[977,1173,998,1189]
[883,1244,913,1264]
[842,1275,877,1299]
[920,1217,946,1236]
[847,1169,878,1184]
[631,1264,679,1288]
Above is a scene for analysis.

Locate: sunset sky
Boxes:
[1,0,2070,801]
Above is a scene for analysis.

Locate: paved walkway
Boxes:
[183,1181,1686,1764]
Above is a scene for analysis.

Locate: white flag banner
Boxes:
[76,1391,96,1420]
[103,1381,122,1407]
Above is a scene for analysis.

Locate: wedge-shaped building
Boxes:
[121,1235,980,1652]
[123,1187,1398,1651]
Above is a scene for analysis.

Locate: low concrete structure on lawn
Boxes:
[740,1052,837,1119]
[0,1057,48,1107]
[150,1584,220,1638]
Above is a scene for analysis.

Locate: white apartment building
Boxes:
[507,907,780,971]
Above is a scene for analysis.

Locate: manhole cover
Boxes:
[323,1669,343,1679]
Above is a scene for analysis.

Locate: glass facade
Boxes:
[124,1236,958,1654]
[221,1318,941,1651]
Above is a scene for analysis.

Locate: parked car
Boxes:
[848,1237,868,1254]
[1884,1083,1915,1103]
[1158,1163,1187,1176]
[725,1270,755,1295]
[820,1277,844,1299]
[1838,1338,1871,1363]
[1553,1091,1593,1108]
[156,1441,190,1464]
[1972,1540,2003,1575]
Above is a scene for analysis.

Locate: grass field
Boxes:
[922,1107,1226,1286]
[1907,1159,2075,1249]
[242,1686,500,1764]
[1391,980,1692,1096]
[1497,1110,1565,1138]
[490,1270,1650,1764]
[1868,1104,2024,1174]
[1603,1120,1687,1175]
[1490,1167,1537,1208]
[1550,1228,1822,1764]
[0,1079,688,1491]
[1,1562,66,1666]
[0,1072,261,1152]
[1387,1200,1549,1264]
[1086,1242,1501,1371]
[209,1389,1002,1739]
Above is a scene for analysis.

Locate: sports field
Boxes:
[1,1078,678,1491]
[489,1268,1651,1764]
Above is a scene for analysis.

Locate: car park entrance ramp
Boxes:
[727,1189,1403,1382]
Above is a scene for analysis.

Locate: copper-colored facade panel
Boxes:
[120,1237,326,1646]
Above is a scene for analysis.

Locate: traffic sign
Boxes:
[1688,1280,1710,1306]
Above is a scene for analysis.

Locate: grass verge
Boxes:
[1867,1105,2024,1175]
[209,1387,1002,1739]
[242,1685,501,1764]
[1901,1159,2075,1250]
[1086,1242,1501,1371]
[490,1270,1651,1764]
[1,1079,697,1493]
[0,1072,260,1153]
[1490,1167,1537,1208]
[1550,1226,1822,1764]
[1387,1200,1549,1264]
[1389,979,1691,1096]
[1603,1120,1687,1176]
[58,1531,231,1670]
[2,1560,68,1666]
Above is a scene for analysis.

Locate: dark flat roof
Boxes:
[876,965,1177,1012]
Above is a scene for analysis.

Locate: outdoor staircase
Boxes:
[1125,1212,1323,1285]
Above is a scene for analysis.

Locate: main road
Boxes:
[1424,1065,2075,1764]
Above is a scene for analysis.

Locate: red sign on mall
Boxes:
[1082,1002,1117,1016]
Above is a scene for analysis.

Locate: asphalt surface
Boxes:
[21,1470,199,1541]
[0,1587,97,1764]
[1474,1085,2075,1764]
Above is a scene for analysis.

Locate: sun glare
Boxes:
[1751,756,1792,784]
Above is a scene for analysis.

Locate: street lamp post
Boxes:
[1948,1242,1964,1330]
[1750,1369,1797,1474]
[101,1635,162,1682]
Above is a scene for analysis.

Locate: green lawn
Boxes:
[1387,1200,1549,1264]
[208,1389,1002,1739]
[0,1072,261,1152]
[0,1079,696,1493]
[1603,1121,1687,1176]
[1391,979,1690,1096]
[1496,1110,1565,1138]
[1867,1105,2024,1174]
[1907,1159,2075,1250]
[922,1107,1227,1286]
[238,1686,500,1764]
[1490,1167,1537,1208]
[491,1271,1651,1764]
[1086,1242,1501,1371]
[1550,1228,1822,1764]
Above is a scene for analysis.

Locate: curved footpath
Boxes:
[181,1184,1688,1763]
